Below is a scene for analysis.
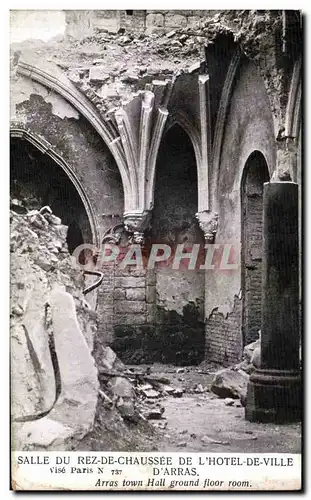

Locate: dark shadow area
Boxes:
[10,137,92,254]
[143,124,205,365]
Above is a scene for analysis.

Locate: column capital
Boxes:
[123,210,152,244]
[195,210,219,243]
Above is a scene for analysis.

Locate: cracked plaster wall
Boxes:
[205,60,276,364]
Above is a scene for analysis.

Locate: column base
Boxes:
[245,368,301,423]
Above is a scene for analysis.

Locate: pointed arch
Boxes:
[164,111,204,212]
[10,127,100,247]
[16,59,131,208]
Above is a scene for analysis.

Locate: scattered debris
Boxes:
[143,407,165,420]
[11,304,24,317]
[194,383,204,393]
[211,368,249,401]
[234,401,243,408]
[152,421,167,430]
[201,435,230,446]
[142,388,160,399]
[98,389,113,407]
[172,388,184,398]
[101,346,125,372]
[115,397,136,421]
[161,385,175,395]
[224,398,235,406]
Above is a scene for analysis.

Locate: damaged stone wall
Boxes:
[206,296,243,366]
[11,65,124,243]
[198,11,301,364]
[142,10,219,33]
[98,268,156,364]
[201,11,302,182]
[205,59,276,365]
[64,10,220,37]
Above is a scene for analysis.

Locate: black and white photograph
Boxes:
[9,7,302,491]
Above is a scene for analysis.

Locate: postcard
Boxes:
[10,8,302,492]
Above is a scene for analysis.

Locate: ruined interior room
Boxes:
[10,9,302,455]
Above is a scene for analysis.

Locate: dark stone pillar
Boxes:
[245,182,301,423]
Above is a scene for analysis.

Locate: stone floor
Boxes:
[144,364,301,453]
[155,392,301,453]
[77,363,301,453]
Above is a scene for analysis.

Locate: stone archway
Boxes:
[10,131,97,252]
[150,123,205,365]
[241,151,270,346]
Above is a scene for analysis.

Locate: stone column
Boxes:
[245,182,301,422]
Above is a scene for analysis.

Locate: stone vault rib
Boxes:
[113,87,169,242]
[211,48,241,212]
[16,60,131,213]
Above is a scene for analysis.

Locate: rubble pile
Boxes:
[11,22,208,115]
[10,10,284,114]
[10,10,287,133]
[63,28,205,112]
[10,196,99,450]
[10,197,164,449]
[210,329,301,408]
[97,347,186,425]
[9,200,184,449]
[210,336,261,406]
[10,198,91,340]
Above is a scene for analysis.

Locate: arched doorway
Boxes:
[10,134,95,255]
[241,151,270,346]
[150,123,205,365]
